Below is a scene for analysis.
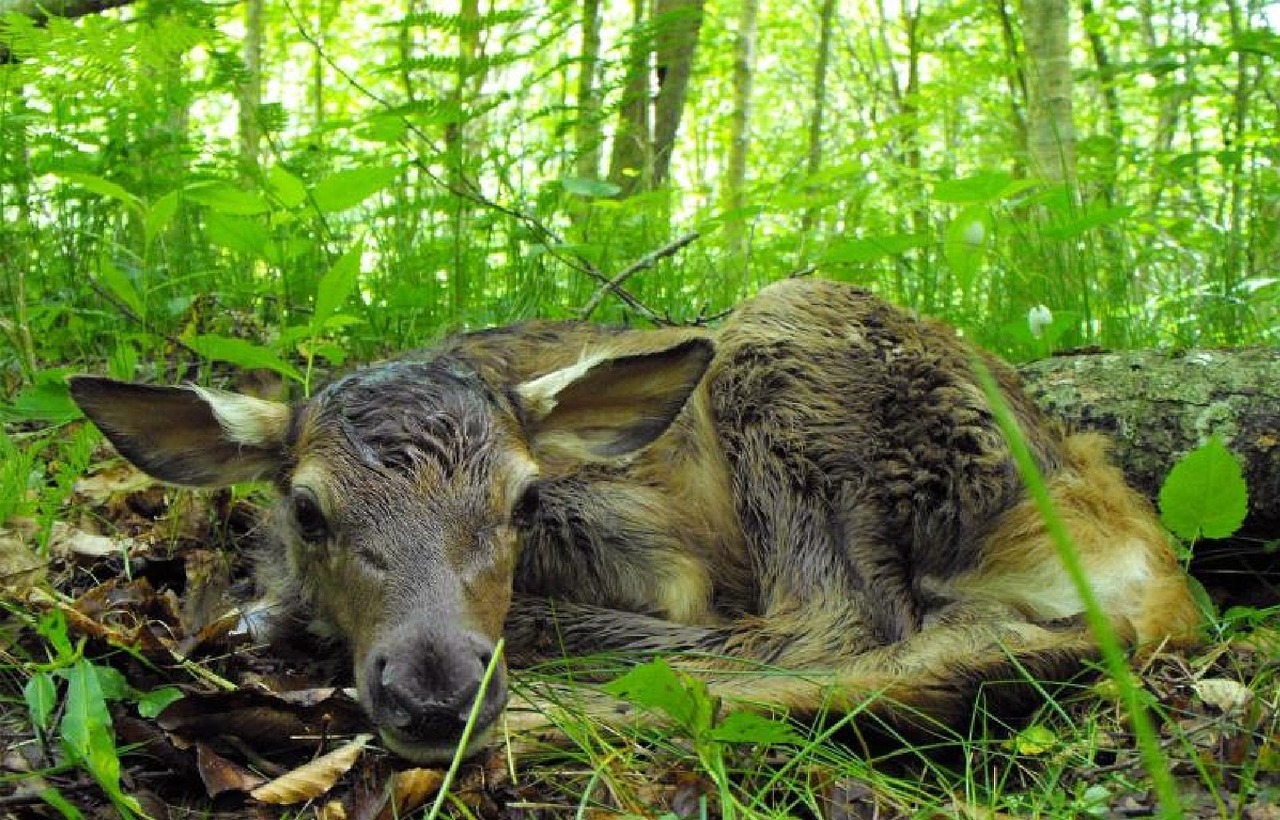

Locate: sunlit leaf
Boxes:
[185,334,303,382]
[560,177,621,198]
[137,686,185,719]
[1159,437,1248,541]
[707,710,802,745]
[932,170,1013,203]
[24,671,57,731]
[313,239,365,328]
[96,255,145,319]
[55,172,141,212]
[145,190,181,247]
[310,166,399,214]
[267,166,308,208]
[185,181,271,216]
[1041,205,1135,239]
[822,234,928,264]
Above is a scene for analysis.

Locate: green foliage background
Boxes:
[0,0,1276,396]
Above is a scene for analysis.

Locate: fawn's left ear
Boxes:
[516,338,714,461]
[70,376,291,486]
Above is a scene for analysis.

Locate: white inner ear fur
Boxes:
[516,352,607,419]
[190,385,291,447]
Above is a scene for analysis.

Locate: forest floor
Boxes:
[1,449,1278,819]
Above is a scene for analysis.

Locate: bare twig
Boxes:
[579,232,701,321]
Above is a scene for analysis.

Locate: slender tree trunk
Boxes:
[575,0,604,180]
[448,0,481,316]
[992,0,1029,175]
[724,0,759,264]
[800,0,836,234]
[237,0,263,181]
[608,0,652,196]
[1019,0,1077,184]
[650,0,705,188]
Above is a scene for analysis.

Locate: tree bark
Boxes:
[799,0,836,233]
[237,0,264,181]
[574,0,604,180]
[607,0,652,196]
[650,0,704,189]
[724,0,758,262]
[1019,348,1280,537]
[1018,0,1077,183]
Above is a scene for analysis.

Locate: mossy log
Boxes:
[1019,348,1279,539]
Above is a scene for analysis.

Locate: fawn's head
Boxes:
[69,337,712,761]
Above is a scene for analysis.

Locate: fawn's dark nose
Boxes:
[361,621,507,759]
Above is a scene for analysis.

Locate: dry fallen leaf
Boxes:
[250,733,373,805]
[0,529,46,591]
[47,520,131,559]
[1195,678,1253,714]
[374,768,446,820]
[195,742,267,798]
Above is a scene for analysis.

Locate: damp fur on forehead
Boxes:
[310,359,503,475]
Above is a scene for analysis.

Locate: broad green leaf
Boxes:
[61,659,138,818]
[1159,437,1248,541]
[357,113,408,143]
[56,172,141,212]
[822,234,928,264]
[313,239,365,328]
[559,177,621,198]
[1,380,81,425]
[310,166,399,214]
[137,686,184,719]
[707,710,802,745]
[943,205,989,286]
[205,212,269,257]
[96,255,145,319]
[37,609,75,660]
[267,165,308,208]
[605,658,707,734]
[1042,205,1135,239]
[24,671,57,731]
[93,665,130,701]
[185,181,271,216]
[1008,723,1057,755]
[185,334,303,382]
[932,171,1013,204]
[144,190,181,247]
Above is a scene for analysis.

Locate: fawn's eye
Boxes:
[510,482,540,529]
[291,488,328,543]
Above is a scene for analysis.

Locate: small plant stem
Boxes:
[972,359,1183,820]
[426,638,505,820]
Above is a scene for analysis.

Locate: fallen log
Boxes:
[1018,347,1279,539]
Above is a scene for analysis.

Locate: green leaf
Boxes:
[822,234,928,264]
[1008,723,1057,755]
[205,212,269,257]
[25,671,58,731]
[144,190,181,247]
[56,172,141,212]
[1,380,81,425]
[93,665,130,701]
[1041,204,1135,239]
[559,177,621,198]
[267,165,308,208]
[604,659,707,734]
[185,334,303,382]
[185,181,271,216]
[943,204,989,286]
[310,166,399,214]
[932,171,1013,204]
[1159,437,1248,541]
[136,686,184,719]
[313,239,365,328]
[96,255,145,319]
[707,710,802,745]
[61,659,138,818]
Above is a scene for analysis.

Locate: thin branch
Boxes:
[579,232,701,321]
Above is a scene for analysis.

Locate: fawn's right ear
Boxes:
[69,376,291,487]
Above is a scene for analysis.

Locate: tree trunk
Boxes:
[574,0,604,180]
[799,0,836,234]
[237,0,264,181]
[1018,0,1076,183]
[650,0,705,188]
[607,0,652,196]
[1019,348,1280,537]
[724,0,759,264]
